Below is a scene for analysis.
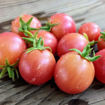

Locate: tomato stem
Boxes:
[0,60,19,81]
[70,41,100,62]
[99,31,105,41]
[19,17,58,35]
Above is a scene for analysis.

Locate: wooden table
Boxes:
[0,0,105,105]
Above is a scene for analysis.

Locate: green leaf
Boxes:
[37,37,42,47]
[100,32,105,35]
[5,59,9,66]
[11,60,19,67]
[29,27,39,30]
[41,40,44,47]
[11,70,15,81]
[18,27,23,32]
[7,67,12,78]
[26,47,36,53]
[100,32,105,41]
[88,41,95,46]
[24,30,33,37]
[83,33,89,41]
[69,49,82,55]
[33,40,36,48]
[81,44,90,57]
[24,32,28,36]
[44,47,52,52]
[22,37,34,42]
[19,17,25,26]
[93,51,95,57]
[33,31,38,39]
[0,68,7,78]
[15,69,19,79]
[0,65,3,68]
[26,17,33,26]
[85,55,101,62]
[40,26,50,31]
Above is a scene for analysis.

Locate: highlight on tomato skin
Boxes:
[11,14,41,37]
[49,13,76,40]
[54,52,95,94]
[19,50,56,85]
[57,33,89,57]
[78,22,101,41]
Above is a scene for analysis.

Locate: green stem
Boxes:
[24,30,33,37]
[0,68,7,78]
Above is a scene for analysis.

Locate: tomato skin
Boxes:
[93,49,105,84]
[78,22,101,41]
[54,52,94,94]
[49,13,76,40]
[97,39,105,50]
[37,30,58,54]
[19,50,56,85]
[0,32,26,66]
[11,14,41,37]
[57,33,88,56]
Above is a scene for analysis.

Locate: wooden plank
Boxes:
[90,100,105,105]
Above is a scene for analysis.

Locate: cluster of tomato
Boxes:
[0,13,105,94]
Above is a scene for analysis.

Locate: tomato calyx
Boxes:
[23,31,52,53]
[70,41,100,62]
[99,32,105,41]
[19,17,34,36]
[19,17,58,35]
[0,60,19,81]
[38,22,58,31]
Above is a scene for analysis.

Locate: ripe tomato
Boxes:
[57,33,88,56]
[54,52,94,94]
[97,39,105,50]
[0,32,26,66]
[19,50,56,85]
[11,14,41,37]
[37,30,58,54]
[49,13,76,40]
[93,49,105,84]
[78,22,101,41]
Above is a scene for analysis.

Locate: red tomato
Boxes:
[19,50,56,85]
[78,22,101,41]
[0,32,26,66]
[93,49,105,84]
[37,30,57,54]
[57,33,88,56]
[49,13,76,40]
[97,39,105,50]
[54,52,94,94]
[11,14,41,37]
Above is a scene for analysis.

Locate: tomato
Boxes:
[97,39,105,50]
[0,32,26,66]
[93,49,105,84]
[11,14,41,37]
[37,30,58,54]
[78,22,101,41]
[57,33,88,56]
[19,50,56,85]
[49,13,76,40]
[54,52,94,94]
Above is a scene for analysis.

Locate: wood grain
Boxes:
[0,0,105,105]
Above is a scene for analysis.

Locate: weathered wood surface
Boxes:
[0,0,105,105]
